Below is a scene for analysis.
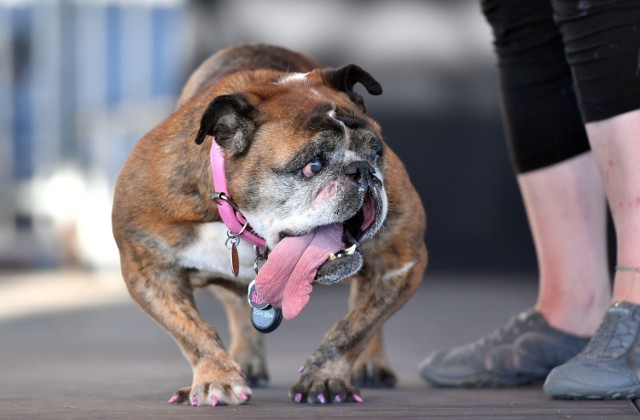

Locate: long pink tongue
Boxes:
[255,223,343,320]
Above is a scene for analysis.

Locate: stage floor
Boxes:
[1,270,638,419]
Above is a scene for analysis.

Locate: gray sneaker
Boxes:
[420,308,589,387]
[543,301,640,399]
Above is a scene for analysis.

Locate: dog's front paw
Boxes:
[289,364,364,404]
[168,381,252,407]
[168,361,252,406]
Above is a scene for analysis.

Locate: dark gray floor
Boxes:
[1,273,638,419]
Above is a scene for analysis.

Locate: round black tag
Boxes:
[251,306,283,334]
[247,280,270,310]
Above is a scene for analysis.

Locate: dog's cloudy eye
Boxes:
[302,157,324,177]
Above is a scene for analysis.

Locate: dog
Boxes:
[112,44,427,406]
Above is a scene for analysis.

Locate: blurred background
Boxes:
[0,0,539,276]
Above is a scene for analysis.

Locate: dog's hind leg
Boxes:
[347,277,397,388]
[351,328,397,388]
[208,285,270,387]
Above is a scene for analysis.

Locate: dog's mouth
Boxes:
[329,192,377,260]
[254,191,381,321]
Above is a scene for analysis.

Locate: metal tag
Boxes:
[248,280,282,334]
[225,232,240,277]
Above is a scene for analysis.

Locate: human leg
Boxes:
[542,0,640,399]
[586,111,640,305]
[420,0,605,387]
[419,154,607,387]
[482,0,612,323]
[519,153,610,337]
[544,111,640,399]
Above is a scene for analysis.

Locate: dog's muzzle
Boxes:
[344,160,382,192]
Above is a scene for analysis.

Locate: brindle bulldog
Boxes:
[112,44,427,406]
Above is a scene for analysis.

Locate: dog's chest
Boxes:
[178,222,255,282]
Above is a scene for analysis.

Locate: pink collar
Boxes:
[210,139,266,248]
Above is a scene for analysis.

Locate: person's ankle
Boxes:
[612,267,640,305]
[536,297,609,337]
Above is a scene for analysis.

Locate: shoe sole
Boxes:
[421,368,542,388]
[544,377,640,400]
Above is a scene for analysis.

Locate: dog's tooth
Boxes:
[329,252,337,261]
[345,244,357,255]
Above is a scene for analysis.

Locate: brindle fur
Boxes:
[112,43,427,405]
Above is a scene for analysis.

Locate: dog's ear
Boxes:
[322,64,382,112]
[194,94,259,155]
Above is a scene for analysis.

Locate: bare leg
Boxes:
[543,110,640,399]
[518,152,611,336]
[586,110,640,304]
[420,155,603,387]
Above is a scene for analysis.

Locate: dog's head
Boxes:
[194,64,386,285]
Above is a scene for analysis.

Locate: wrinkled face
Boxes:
[199,68,387,284]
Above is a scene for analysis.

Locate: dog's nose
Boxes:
[344,160,379,190]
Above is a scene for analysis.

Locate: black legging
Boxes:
[481,0,640,173]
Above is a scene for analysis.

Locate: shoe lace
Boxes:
[584,303,640,358]
[478,310,534,347]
